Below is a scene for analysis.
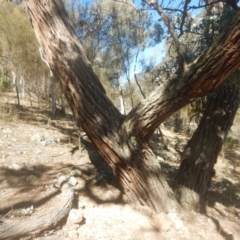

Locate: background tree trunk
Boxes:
[50,73,56,117]
[174,83,240,212]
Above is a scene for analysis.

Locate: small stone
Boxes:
[70,224,79,231]
[140,206,154,217]
[10,163,21,171]
[157,156,164,162]
[70,167,82,177]
[3,128,12,138]
[26,175,38,185]
[2,153,10,158]
[19,205,34,216]
[67,209,84,225]
[67,230,78,239]
[153,213,174,232]
[12,178,21,185]
[78,201,86,209]
[40,141,48,146]
[25,163,34,171]
[68,176,78,186]
[36,149,42,155]
[73,178,86,190]
[31,133,45,142]
[95,174,104,183]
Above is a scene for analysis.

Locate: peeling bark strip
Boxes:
[25,0,240,212]
[0,175,74,239]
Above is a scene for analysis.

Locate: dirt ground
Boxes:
[0,98,240,240]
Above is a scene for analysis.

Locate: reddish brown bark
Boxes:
[25,0,240,212]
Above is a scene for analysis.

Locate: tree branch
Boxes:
[144,0,187,72]
[124,10,240,139]
[179,0,191,37]
[188,0,225,10]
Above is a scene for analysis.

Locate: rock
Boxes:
[2,153,10,158]
[70,167,82,177]
[157,156,164,162]
[139,206,154,217]
[78,200,86,209]
[67,209,84,225]
[161,150,178,161]
[52,136,61,143]
[68,176,78,186]
[67,230,78,240]
[24,163,34,171]
[26,175,39,185]
[31,133,45,142]
[9,163,21,171]
[72,179,85,191]
[69,224,79,231]
[41,137,61,146]
[168,212,184,230]
[3,128,12,138]
[95,174,105,183]
[19,205,34,216]
[36,149,42,155]
[153,213,174,232]
[11,178,23,186]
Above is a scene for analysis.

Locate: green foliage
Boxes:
[69,1,163,78]
[0,76,11,92]
[193,7,235,55]
[65,0,164,109]
[0,1,49,105]
[224,136,240,149]
[148,22,165,47]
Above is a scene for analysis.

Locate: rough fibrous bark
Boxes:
[175,83,240,212]
[25,0,240,213]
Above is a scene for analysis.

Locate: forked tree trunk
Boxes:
[12,70,20,106]
[175,83,240,212]
[26,0,240,213]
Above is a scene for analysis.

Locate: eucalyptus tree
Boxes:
[25,0,240,213]
[0,0,47,105]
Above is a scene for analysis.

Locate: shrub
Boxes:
[224,136,239,148]
[0,76,12,92]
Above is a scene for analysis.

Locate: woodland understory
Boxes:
[0,0,240,239]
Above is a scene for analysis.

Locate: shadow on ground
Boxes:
[1,102,240,228]
[0,140,123,219]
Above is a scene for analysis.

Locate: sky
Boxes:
[72,0,205,81]
[126,0,204,79]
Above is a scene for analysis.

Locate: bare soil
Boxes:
[0,97,240,240]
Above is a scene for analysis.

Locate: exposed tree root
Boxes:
[0,175,74,240]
